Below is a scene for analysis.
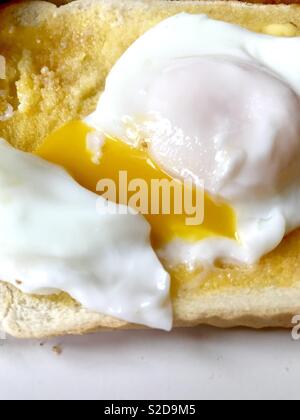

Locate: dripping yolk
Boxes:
[36,120,237,247]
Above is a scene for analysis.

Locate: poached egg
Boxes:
[85,13,300,267]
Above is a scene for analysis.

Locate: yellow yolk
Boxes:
[36,121,237,247]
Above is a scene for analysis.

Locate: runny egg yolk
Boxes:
[36,121,237,247]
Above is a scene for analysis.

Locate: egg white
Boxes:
[0,139,171,330]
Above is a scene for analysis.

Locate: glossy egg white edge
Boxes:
[86,13,300,269]
[0,139,172,330]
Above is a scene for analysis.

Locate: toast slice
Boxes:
[1,0,300,338]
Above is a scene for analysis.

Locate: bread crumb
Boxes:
[86,131,104,165]
[41,66,50,76]
[52,345,63,356]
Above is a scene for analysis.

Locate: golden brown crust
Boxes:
[1,0,300,338]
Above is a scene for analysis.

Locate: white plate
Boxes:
[0,327,299,400]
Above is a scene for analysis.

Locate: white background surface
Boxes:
[0,327,300,400]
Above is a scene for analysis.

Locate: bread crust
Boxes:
[1,0,300,338]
